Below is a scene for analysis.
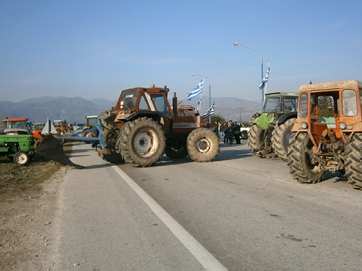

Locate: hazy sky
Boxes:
[1,0,361,105]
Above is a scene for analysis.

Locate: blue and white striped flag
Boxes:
[187,79,204,101]
[258,65,270,90]
[203,103,215,118]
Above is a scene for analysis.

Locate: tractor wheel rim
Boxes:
[17,153,27,164]
[196,138,211,153]
[133,131,158,155]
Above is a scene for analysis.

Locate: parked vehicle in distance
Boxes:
[53,119,70,135]
[240,123,250,140]
[76,123,85,130]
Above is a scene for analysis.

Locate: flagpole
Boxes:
[264,64,270,96]
[197,92,203,114]
[192,73,212,123]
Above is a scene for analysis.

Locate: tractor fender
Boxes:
[253,113,274,130]
[274,112,297,125]
[125,111,165,124]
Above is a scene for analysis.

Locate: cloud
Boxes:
[330,20,347,30]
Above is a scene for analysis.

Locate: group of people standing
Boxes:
[214,120,241,144]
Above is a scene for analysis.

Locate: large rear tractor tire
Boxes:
[287,133,324,184]
[13,151,30,165]
[165,143,188,159]
[119,117,165,167]
[344,133,362,190]
[247,125,266,156]
[271,118,296,161]
[187,128,219,162]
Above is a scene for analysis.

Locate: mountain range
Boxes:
[0,96,262,125]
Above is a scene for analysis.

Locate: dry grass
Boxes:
[0,143,72,196]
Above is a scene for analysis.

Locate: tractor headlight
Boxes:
[339,122,347,130]
[300,122,308,129]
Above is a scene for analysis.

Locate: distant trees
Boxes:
[211,115,226,124]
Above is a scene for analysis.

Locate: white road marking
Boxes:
[111,165,228,271]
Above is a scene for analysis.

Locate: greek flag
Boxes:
[203,103,215,118]
[187,79,204,101]
[258,65,270,90]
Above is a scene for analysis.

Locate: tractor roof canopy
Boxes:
[299,80,362,93]
[3,117,29,123]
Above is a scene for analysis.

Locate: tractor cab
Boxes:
[2,117,33,134]
[263,92,298,114]
[111,85,204,135]
[293,80,362,148]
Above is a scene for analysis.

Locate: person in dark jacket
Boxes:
[232,121,241,144]
[224,128,234,144]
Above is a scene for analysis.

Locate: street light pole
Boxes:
[237,107,243,123]
[233,42,264,106]
[192,73,212,123]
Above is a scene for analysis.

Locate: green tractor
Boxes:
[0,118,83,168]
[247,92,298,161]
[0,130,34,165]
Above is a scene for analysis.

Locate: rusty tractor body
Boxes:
[32,122,46,140]
[97,85,220,166]
[248,92,298,160]
[287,80,362,189]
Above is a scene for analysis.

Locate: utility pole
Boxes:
[237,107,243,123]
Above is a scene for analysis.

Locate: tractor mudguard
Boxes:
[253,113,274,130]
[274,111,298,125]
[36,134,84,169]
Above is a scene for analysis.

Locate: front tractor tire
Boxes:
[13,151,30,165]
[271,118,296,161]
[119,117,165,167]
[344,133,362,190]
[247,125,266,157]
[187,128,219,162]
[287,133,324,184]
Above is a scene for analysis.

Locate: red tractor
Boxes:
[97,84,220,166]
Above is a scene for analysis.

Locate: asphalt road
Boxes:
[54,142,362,271]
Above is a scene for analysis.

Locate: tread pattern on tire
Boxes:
[247,125,265,156]
[186,128,219,162]
[101,125,123,163]
[344,133,362,189]
[271,118,296,161]
[118,117,165,167]
[287,133,324,184]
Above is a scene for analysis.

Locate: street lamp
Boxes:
[192,73,212,123]
[233,42,264,106]
[237,107,243,123]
